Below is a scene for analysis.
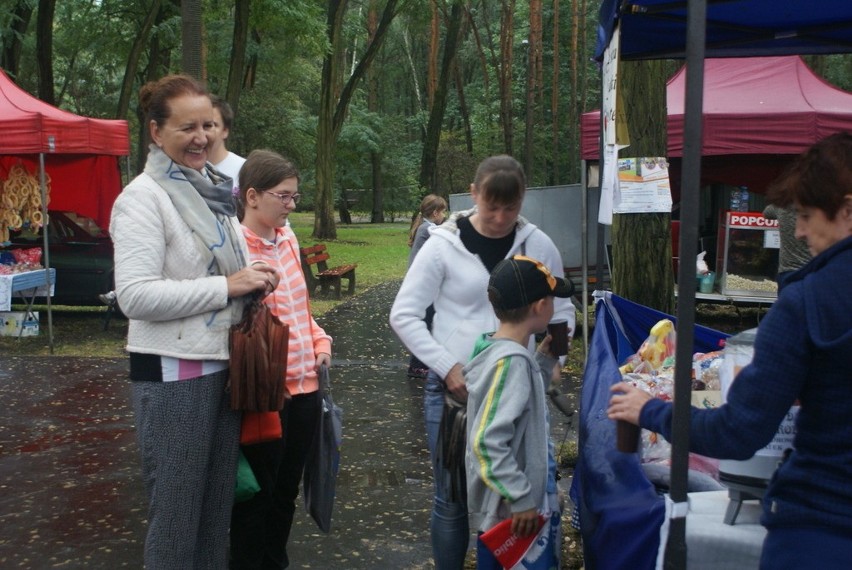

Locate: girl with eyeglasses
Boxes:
[230,149,332,569]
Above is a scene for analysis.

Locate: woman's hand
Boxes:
[227,264,279,298]
[444,363,468,402]
[607,381,653,425]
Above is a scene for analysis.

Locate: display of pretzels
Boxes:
[0,163,51,243]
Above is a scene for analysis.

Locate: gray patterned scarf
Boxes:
[144,144,247,325]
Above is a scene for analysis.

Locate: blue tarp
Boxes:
[569,293,728,569]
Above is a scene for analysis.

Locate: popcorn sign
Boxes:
[727,212,779,228]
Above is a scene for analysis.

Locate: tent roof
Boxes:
[595,0,852,61]
[0,69,129,156]
[581,56,852,160]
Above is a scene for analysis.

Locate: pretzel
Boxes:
[0,164,50,235]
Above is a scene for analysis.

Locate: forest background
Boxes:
[2,0,852,241]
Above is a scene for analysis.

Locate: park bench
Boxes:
[299,244,357,299]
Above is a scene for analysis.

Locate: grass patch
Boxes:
[0,307,128,357]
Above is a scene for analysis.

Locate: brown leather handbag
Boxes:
[229,297,291,411]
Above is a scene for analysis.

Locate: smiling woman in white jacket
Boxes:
[389,155,574,569]
[110,75,276,570]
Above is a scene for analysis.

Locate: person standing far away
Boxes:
[465,255,574,569]
[230,149,333,570]
[762,203,812,293]
[207,95,246,192]
[389,155,575,569]
[109,74,279,569]
[406,194,448,379]
[409,194,448,264]
[608,132,852,570]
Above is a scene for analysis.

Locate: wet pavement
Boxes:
[0,280,577,569]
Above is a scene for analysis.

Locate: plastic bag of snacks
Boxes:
[692,350,724,391]
[11,247,42,267]
[619,319,677,375]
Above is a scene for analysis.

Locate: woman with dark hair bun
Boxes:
[110,74,277,568]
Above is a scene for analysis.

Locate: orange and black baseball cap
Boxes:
[488,255,574,311]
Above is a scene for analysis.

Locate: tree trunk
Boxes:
[611,59,674,313]
[454,63,473,153]
[427,0,438,110]
[523,0,541,175]
[36,0,56,105]
[419,1,464,193]
[1,1,34,78]
[136,4,176,173]
[568,0,582,184]
[401,27,425,122]
[226,0,250,115]
[244,28,260,88]
[367,2,384,223]
[549,0,560,185]
[315,0,400,239]
[498,0,515,155]
[181,0,204,79]
[117,0,163,119]
[314,0,347,240]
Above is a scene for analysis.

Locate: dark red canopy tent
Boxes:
[0,68,129,228]
[581,55,852,196]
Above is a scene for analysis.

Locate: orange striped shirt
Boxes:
[241,225,332,395]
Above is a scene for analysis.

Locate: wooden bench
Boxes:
[299,244,357,299]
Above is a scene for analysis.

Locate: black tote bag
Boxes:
[303,364,342,532]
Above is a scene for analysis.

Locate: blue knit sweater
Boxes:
[641,235,852,534]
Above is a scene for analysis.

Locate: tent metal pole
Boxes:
[38,153,55,354]
[665,0,707,568]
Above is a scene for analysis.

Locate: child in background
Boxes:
[408,194,448,264]
[464,255,574,569]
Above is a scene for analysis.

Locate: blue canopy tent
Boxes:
[576,2,852,568]
[595,1,852,61]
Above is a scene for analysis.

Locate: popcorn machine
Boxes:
[716,212,780,297]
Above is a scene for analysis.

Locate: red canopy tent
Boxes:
[581,55,852,196]
[0,68,129,351]
[0,68,129,228]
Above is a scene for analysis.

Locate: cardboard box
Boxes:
[691,390,722,410]
[0,311,39,337]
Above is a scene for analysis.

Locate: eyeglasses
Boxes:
[264,192,301,205]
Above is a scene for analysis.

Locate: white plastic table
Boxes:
[0,268,56,338]
[685,490,766,569]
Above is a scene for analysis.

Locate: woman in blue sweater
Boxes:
[608,132,852,569]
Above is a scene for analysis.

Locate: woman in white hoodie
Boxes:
[389,155,575,569]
